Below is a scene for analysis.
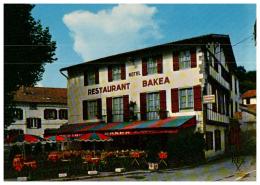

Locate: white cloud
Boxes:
[63,4,162,61]
[36,82,43,87]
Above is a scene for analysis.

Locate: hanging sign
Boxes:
[203,95,215,104]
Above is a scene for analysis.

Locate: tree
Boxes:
[4,4,57,128]
[235,66,256,94]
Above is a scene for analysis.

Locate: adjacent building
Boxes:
[7,87,68,137]
[59,34,240,158]
[240,90,256,131]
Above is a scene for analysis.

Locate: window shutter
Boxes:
[157,55,163,74]
[20,109,23,120]
[159,90,167,119]
[212,84,217,112]
[84,71,88,86]
[83,101,88,120]
[54,110,57,119]
[171,88,179,113]
[123,95,129,121]
[140,93,147,120]
[230,99,233,118]
[95,69,99,84]
[37,118,41,129]
[120,64,126,80]
[26,118,31,129]
[142,58,147,76]
[108,66,113,82]
[190,48,197,68]
[173,51,179,71]
[44,109,47,119]
[106,97,112,123]
[58,110,61,119]
[193,85,202,111]
[97,98,102,119]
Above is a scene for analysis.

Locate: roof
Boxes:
[46,116,196,136]
[13,86,67,104]
[60,34,236,73]
[241,90,256,98]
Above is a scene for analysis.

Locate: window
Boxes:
[44,109,57,120]
[112,97,123,122]
[179,50,191,69]
[246,98,250,105]
[88,100,98,119]
[215,130,221,151]
[59,109,68,120]
[147,57,157,75]
[112,66,121,81]
[179,88,193,110]
[13,108,23,120]
[206,131,213,150]
[84,69,99,86]
[26,118,41,129]
[146,92,160,120]
[87,71,95,85]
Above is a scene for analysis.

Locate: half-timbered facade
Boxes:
[60,34,240,158]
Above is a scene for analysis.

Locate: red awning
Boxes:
[47,116,196,137]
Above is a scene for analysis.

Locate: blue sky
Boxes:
[32,4,256,88]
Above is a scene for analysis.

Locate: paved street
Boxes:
[84,155,256,181]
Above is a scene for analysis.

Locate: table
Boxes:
[90,157,100,170]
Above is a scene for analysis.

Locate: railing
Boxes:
[209,66,230,90]
[207,108,229,124]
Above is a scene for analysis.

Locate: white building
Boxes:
[59,34,240,158]
[7,87,68,137]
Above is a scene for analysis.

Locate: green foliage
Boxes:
[4,4,57,127]
[235,66,256,94]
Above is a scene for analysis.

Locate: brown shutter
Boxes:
[44,109,47,119]
[97,98,102,119]
[190,48,197,68]
[140,93,147,120]
[37,118,41,128]
[54,110,57,119]
[157,55,163,74]
[26,118,31,128]
[108,66,113,82]
[193,85,202,111]
[171,88,179,113]
[84,71,88,86]
[58,109,61,119]
[173,51,179,71]
[121,64,126,80]
[106,97,112,123]
[159,90,167,119]
[142,58,147,76]
[95,69,99,84]
[212,84,217,112]
[123,95,129,121]
[83,100,88,120]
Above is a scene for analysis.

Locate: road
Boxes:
[85,155,256,181]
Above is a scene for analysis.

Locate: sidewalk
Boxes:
[51,155,256,181]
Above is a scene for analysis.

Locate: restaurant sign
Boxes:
[203,95,215,104]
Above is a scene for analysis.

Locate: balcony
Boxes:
[207,109,229,124]
[209,66,230,90]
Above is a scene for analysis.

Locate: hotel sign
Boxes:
[87,76,171,95]
[203,95,215,104]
